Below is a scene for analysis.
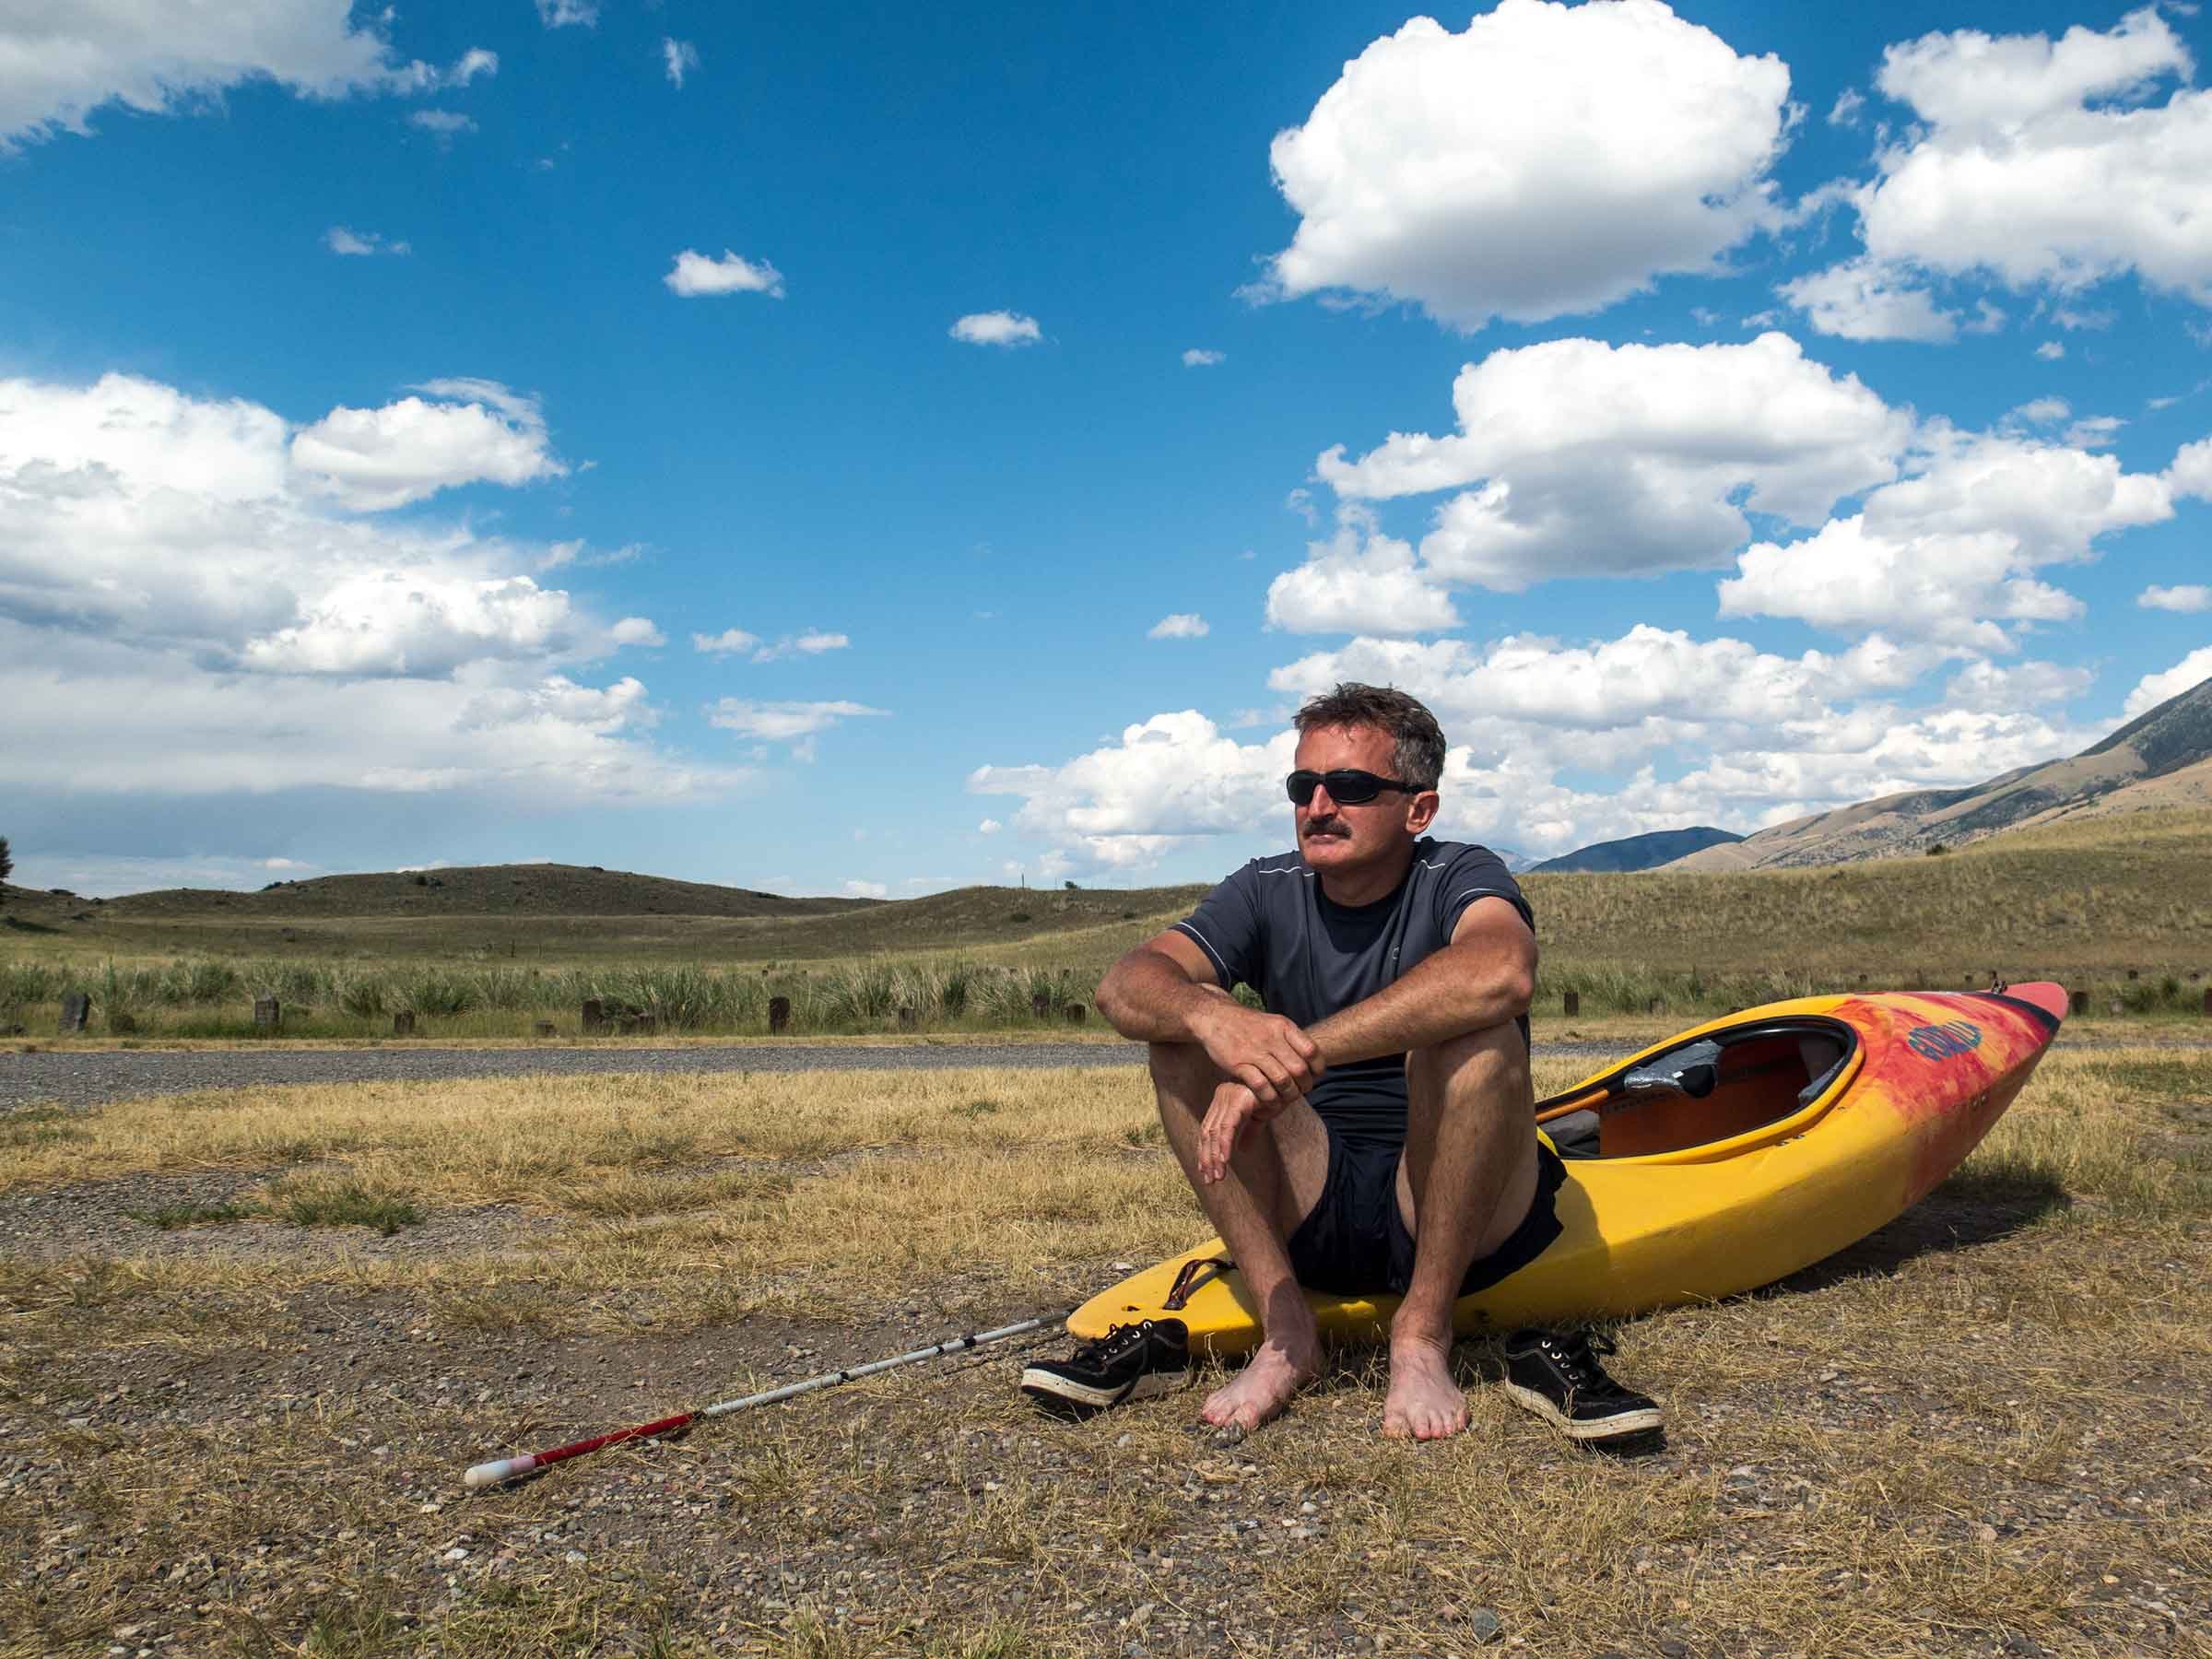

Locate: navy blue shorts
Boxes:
[1284,1127,1566,1299]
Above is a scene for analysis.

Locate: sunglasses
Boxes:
[1285,769,1421,806]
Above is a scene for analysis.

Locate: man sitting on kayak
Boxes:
[1088,683,1658,1441]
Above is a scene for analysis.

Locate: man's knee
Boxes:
[1407,1021,1530,1104]
[1148,1040,1223,1103]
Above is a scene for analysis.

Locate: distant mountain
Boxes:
[1489,846,1538,873]
[1667,674,2212,872]
[1529,826,1743,873]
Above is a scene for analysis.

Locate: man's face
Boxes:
[1290,723,1434,875]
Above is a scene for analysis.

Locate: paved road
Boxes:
[1,1030,2192,1113]
[0,1038,1620,1112]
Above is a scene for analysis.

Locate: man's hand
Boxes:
[1196,1080,1284,1184]
[1192,1000,1324,1107]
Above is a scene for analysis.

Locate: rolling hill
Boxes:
[86,864,880,920]
[1669,673,2212,871]
[1530,826,1742,873]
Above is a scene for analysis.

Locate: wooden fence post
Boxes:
[581,998,606,1034]
[769,995,791,1034]
[1065,1003,1087,1024]
[393,1010,416,1037]
[2069,990,2088,1017]
[58,992,89,1034]
[253,997,280,1033]
[1562,990,1580,1018]
[1030,993,1050,1019]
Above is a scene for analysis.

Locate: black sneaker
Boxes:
[1020,1319,1192,1414]
[1501,1328,1662,1442]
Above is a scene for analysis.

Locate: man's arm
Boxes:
[1191,894,1535,1183]
[1303,895,1537,1066]
[1096,933,1324,1105]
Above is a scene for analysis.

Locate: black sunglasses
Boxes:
[1286,769,1420,806]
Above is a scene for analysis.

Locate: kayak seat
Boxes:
[1540,1021,1855,1159]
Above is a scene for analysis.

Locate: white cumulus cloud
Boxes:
[0,373,736,806]
[1820,8,2212,319]
[1943,658,2093,712]
[2165,437,2212,500]
[1182,349,1226,367]
[289,382,567,511]
[1147,613,1210,640]
[665,250,785,299]
[536,1,598,28]
[1312,334,1907,599]
[2140,584,2211,613]
[1777,257,1958,343]
[1721,429,2172,648]
[971,712,1296,870]
[1265,509,1460,636]
[968,635,2102,874]
[1258,0,1791,330]
[949,312,1041,347]
[663,38,700,88]
[2124,646,2212,716]
[0,0,439,150]
[841,879,888,899]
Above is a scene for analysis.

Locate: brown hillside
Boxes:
[94,864,877,920]
[1668,673,2212,870]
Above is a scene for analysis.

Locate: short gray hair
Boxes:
[1292,683,1446,791]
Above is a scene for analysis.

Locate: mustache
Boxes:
[1303,819,1348,838]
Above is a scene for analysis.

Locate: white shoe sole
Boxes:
[1019,1366,1191,1411]
[1503,1381,1663,1441]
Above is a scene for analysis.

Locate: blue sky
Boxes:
[3,0,2209,898]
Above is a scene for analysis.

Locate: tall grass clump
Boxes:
[0,959,61,1008]
[582,963,764,1030]
[335,969,391,1018]
[397,968,478,1017]
[156,959,241,1006]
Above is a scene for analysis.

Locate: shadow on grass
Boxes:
[1771,1163,2071,1297]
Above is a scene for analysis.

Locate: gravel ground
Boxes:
[4,1031,2194,1112]
[0,1041,1152,1112]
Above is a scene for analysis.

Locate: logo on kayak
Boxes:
[1906,1019,1983,1061]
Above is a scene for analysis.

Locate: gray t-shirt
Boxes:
[1171,839,1533,1147]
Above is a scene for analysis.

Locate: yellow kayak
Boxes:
[1069,983,2067,1356]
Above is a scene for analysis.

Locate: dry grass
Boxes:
[2,1046,2208,1656]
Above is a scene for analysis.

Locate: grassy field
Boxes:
[1,1043,2206,1655]
[4,810,2209,1041]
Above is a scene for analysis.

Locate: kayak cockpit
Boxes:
[1538,1019,1859,1163]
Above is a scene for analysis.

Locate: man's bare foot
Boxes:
[1200,1335,1319,1432]
[1382,1334,1468,1441]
